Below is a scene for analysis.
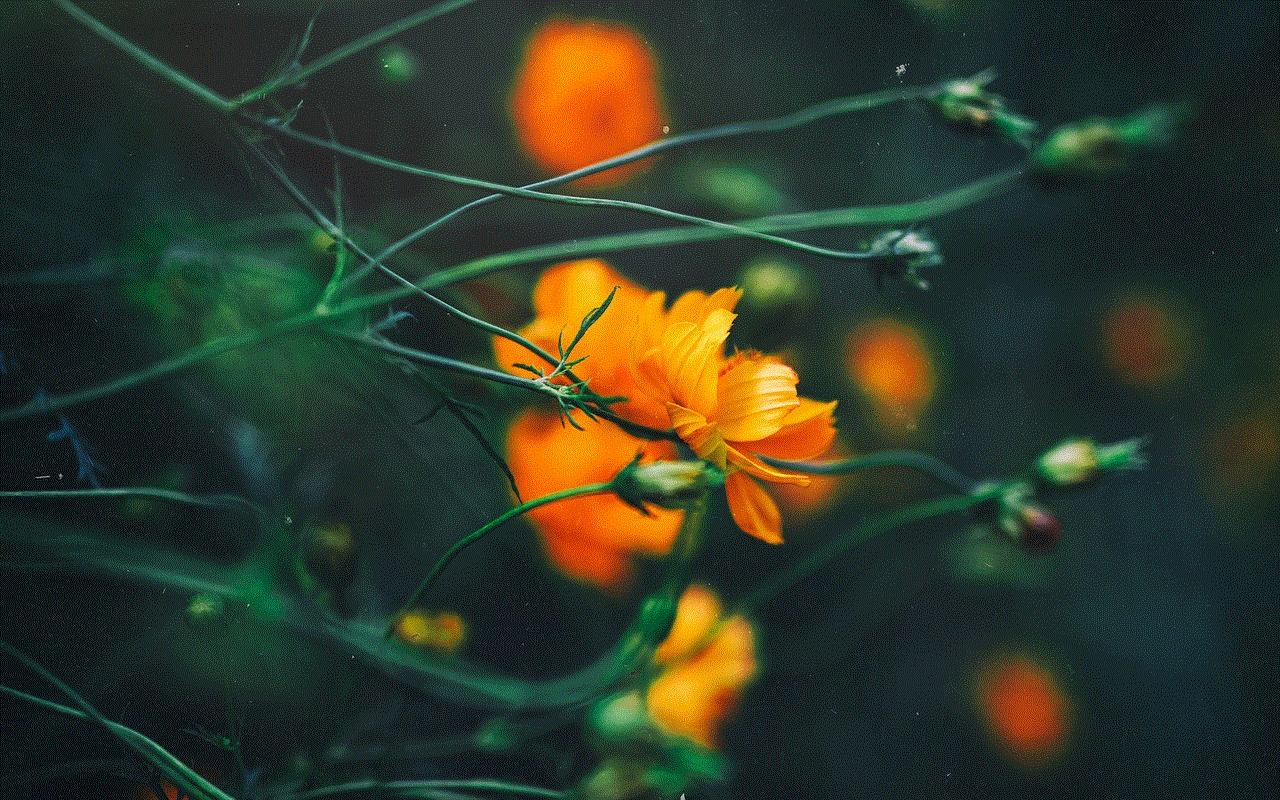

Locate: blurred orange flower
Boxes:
[509,16,669,188]
[844,317,936,436]
[630,289,838,544]
[494,258,667,427]
[603,584,757,750]
[973,653,1073,769]
[506,407,683,591]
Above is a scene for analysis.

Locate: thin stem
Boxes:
[52,1,235,113]
[386,481,614,636]
[737,483,1004,614]
[279,778,564,800]
[247,117,889,262]
[0,168,1025,425]
[234,0,478,107]
[341,84,936,288]
[0,640,237,800]
[760,450,976,493]
[0,487,268,518]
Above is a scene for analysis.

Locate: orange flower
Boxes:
[601,584,757,750]
[973,653,1073,769]
[497,259,837,545]
[630,289,838,544]
[506,407,683,591]
[508,16,669,188]
[844,317,936,436]
[494,259,667,428]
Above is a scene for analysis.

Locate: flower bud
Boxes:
[1032,104,1188,179]
[997,483,1062,552]
[1037,437,1147,486]
[867,229,942,291]
[612,456,724,514]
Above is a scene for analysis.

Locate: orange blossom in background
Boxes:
[600,583,758,750]
[508,16,669,188]
[505,406,683,592]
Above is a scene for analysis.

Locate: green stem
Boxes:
[0,640,237,800]
[0,487,268,519]
[386,481,614,637]
[279,777,564,800]
[340,84,937,288]
[248,116,892,262]
[234,0,478,107]
[0,168,1025,425]
[760,450,976,492]
[737,484,1003,614]
[52,1,236,113]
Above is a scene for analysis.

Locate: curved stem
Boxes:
[0,167,1025,425]
[0,640,237,800]
[52,0,236,113]
[340,84,936,289]
[760,450,976,492]
[248,117,887,262]
[737,483,1003,614]
[234,0,478,107]
[386,481,614,636]
[0,487,268,519]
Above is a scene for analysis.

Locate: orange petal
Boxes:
[667,401,727,469]
[715,356,800,442]
[661,309,733,413]
[724,471,784,544]
[746,398,839,461]
[725,443,811,486]
[666,286,742,327]
[541,531,635,592]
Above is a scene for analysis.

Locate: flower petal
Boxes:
[724,471,784,544]
[667,401,727,469]
[661,309,733,413]
[716,356,800,442]
[745,398,839,460]
[725,443,811,486]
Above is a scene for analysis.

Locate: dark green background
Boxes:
[2,2,1276,798]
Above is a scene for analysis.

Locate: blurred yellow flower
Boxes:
[601,584,757,750]
[505,407,683,592]
[393,609,467,654]
[508,16,669,188]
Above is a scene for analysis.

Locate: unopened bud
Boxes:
[1032,104,1188,179]
[997,483,1062,552]
[867,229,942,291]
[1037,437,1147,486]
[612,456,724,514]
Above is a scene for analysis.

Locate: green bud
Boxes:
[612,456,724,514]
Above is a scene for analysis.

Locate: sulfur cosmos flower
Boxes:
[630,288,838,544]
[506,406,683,592]
[494,258,668,428]
[508,16,669,188]
[496,259,836,546]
